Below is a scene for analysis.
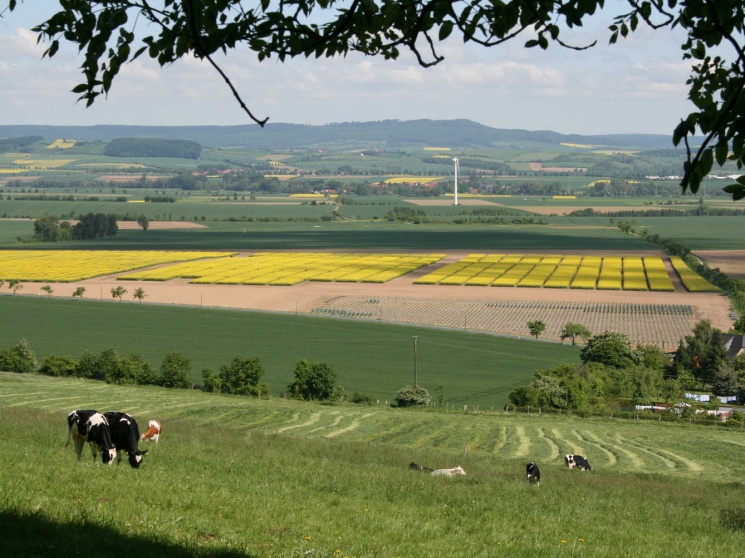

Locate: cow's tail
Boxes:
[65,426,72,448]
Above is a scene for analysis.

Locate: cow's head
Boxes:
[102,448,117,464]
[127,450,149,468]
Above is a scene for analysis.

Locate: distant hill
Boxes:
[0,119,677,151]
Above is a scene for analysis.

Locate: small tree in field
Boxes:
[133,287,146,303]
[72,287,86,298]
[287,359,337,401]
[8,280,23,296]
[561,323,591,345]
[136,213,150,231]
[528,320,546,340]
[111,286,127,301]
[41,285,53,298]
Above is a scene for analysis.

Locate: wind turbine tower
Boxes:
[452,156,460,206]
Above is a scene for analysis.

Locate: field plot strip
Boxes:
[578,430,618,466]
[276,412,321,433]
[325,412,377,438]
[311,295,695,347]
[512,425,531,458]
[614,434,704,473]
[550,428,583,457]
[536,428,560,461]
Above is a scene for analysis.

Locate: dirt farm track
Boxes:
[13,249,734,348]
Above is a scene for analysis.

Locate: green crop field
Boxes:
[0,296,580,408]
[0,221,652,252]
[1,374,744,557]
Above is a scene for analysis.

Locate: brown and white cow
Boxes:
[104,411,148,468]
[140,420,161,443]
[66,409,117,464]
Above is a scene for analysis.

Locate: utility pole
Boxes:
[412,335,418,387]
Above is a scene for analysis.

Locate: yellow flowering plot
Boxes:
[644,257,675,292]
[571,264,600,289]
[126,252,445,285]
[47,139,77,149]
[0,250,229,282]
[518,264,557,287]
[670,256,721,292]
[544,264,578,288]
[465,262,514,286]
[12,159,76,169]
[493,264,534,286]
[440,262,494,285]
[597,267,623,290]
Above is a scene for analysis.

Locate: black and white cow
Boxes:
[104,411,148,468]
[66,409,117,464]
[526,462,541,485]
[565,454,592,471]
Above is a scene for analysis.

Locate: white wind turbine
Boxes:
[452,156,460,206]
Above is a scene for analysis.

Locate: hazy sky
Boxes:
[0,1,695,136]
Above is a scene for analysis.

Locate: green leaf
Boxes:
[715,140,729,166]
[723,184,745,200]
[438,21,453,41]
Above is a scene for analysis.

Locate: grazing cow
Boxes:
[565,454,592,471]
[104,411,148,468]
[140,420,161,443]
[66,409,117,464]
[526,462,541,485]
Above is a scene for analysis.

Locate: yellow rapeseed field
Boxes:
[0,251,230,282]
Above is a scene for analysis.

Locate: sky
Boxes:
[0,1,697,136]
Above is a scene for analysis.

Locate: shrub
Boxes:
[0,339,38,373]
[395,384,430,407]
[351,392,377,405]
[287,359,337,401]
[215,356,266,396]
[38,355,78,377]
[159,352,192,388]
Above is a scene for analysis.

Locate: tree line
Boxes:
[0,340,376,403]
[508,321,745,425]
[104,138,202,159]
[33,213,118,242]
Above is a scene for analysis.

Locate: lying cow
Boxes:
[104,411,148,468]
[66,409,116,464]
[140,420,161,443]
[431,466,466,477]
[565,454,592,471]
[410,462,467,476]
[526,462,541,485]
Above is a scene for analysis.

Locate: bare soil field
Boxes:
[697,250,745,280]
[116,221,208,230]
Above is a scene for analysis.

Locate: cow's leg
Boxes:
[73,437,85,461]
[89,442,99,463]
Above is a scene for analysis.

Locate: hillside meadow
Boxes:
[1,373,744,557]
[0,295,580,408]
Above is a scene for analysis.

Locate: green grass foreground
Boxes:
[1,373,744,557]
[0,296,579,408]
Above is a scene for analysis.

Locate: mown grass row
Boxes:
[2,374,745,557]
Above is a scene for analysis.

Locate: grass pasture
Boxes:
[1,374,744,557]
[0,296,579,408]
